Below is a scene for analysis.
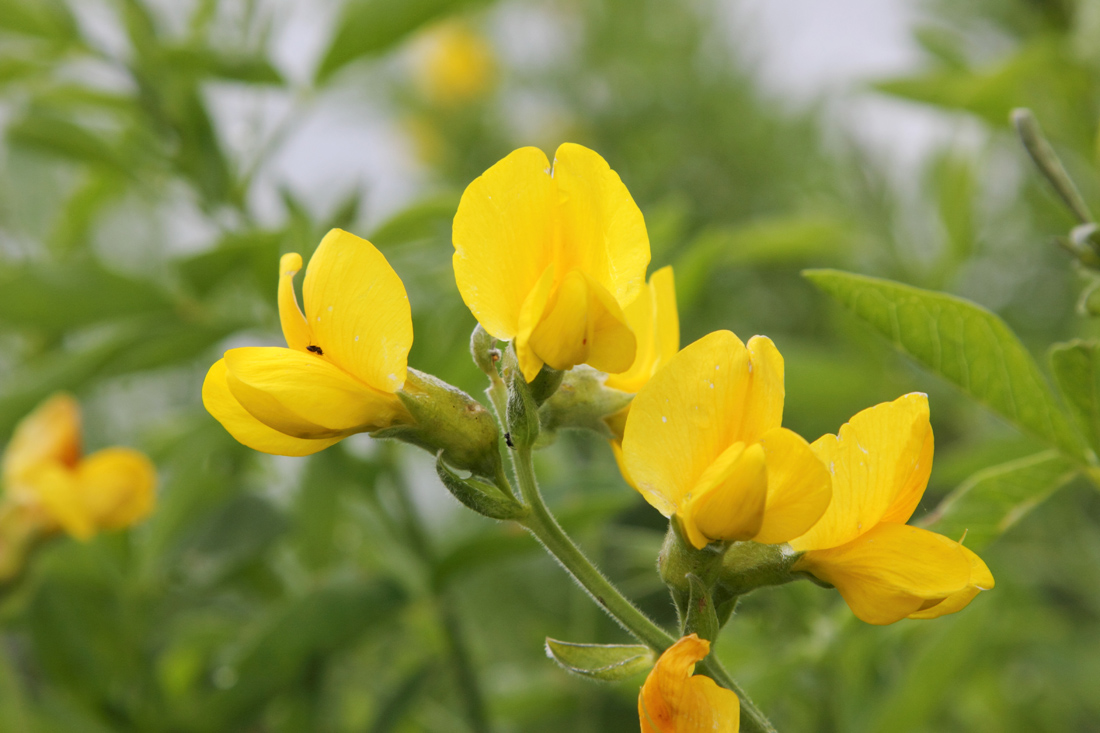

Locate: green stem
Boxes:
[1012,108,1094,225]
[512,447,776,733]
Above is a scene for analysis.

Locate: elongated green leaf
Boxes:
[316,0,491,83]
[368,663,435,733]
[545,639,654,681]
[920,451,1079,551]
[0,0,78,41]
[369,193,460,247]
[1049,340,1100,457]
[804,269,1085,459]
[7,114,131,174]
[0,263,173,332]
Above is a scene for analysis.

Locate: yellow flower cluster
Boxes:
[199,143,994,732]
[2,394,156,543]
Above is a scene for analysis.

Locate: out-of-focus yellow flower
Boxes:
[453,143,651,382]
[415,21,496,107]
[2,393,156,541]
[605,266,679,482]
[622,330,831,550]
[203,229,414,456]
[789,394,994,625]
[638,634,739,733]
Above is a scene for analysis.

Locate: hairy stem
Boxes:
[512,446,776,733]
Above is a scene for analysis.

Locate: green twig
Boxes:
[1012,108,1094,225]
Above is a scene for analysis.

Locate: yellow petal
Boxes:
[302,229,412,393]
[908,543,994,620]
[752,427,832,545]
[794,522,971,625]
[76,447,157,531]
[622,331,784,519]
[790,393,932,552]
[515,265,556,382]
[278,252,311,352]
[223,347,408,439]
[606,266,679,393]
[552,143,650,306]
[683,442,767,549]
[522,269,636,379]
[202,360,343,456]
[3,393,82,487]
[453,146,558,340]
[638,634,739,733]
[20,463,94,540]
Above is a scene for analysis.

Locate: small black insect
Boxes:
[504,432,514,448]
[307,344,324,355]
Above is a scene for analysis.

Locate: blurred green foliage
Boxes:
[0,0,1098,731]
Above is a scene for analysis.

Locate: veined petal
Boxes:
[77,447,156,531]
[793,522,971,625]
[790,393,932,552]
[515,265,556,382]
[203,360,344,456]
[638,634,739,733]
[908,543,994,620]
[278,252,311,352]
[453,146,558,340]
[223,347,408,439]
[683,442,767,549]
[303,229,412,393]
[622,331,784,518]
[3,393,82,487]
[552,143,650,306]
[752,427,832,545]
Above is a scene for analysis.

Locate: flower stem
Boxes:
[511,446,776,733]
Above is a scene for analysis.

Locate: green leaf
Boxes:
[0,262,173,332]
[920,450,1079,551]
[6,114,131,174]
[369,192,460,247]
[162,46,284,85]
[0,0,78,42]
[316,0,492,83]
[175,231,282,296]
[804,269,1085,460]
[367,663,435,733]
[544,639,654,681]
[1049,340,1100,457]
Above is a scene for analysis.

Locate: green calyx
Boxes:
[537,366,633,445]
[377,368,503,480]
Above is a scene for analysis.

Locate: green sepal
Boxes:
[658,521,726,624]
[469,324,500,378]
[537,366,633,445]
[528,365,564,406]
[378,368,503,479]
[683,573,719,642]
[435,454,527,521]
[506,367,540,449]
[544,638,655,681]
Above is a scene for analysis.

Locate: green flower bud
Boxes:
[435,454,526,520]
[469,324,501,377]
[537,366,633,445]
[375,368,503,479]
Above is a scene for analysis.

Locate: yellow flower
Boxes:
[789,394,994,625]
[203,229,414,456]
[638,634,739,733]
[622,330,831,550]
[2,393,156,540]
[453,143,651,382]
[605,266,679,480]
[415,21,496,106]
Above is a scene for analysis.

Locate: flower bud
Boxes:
[376,368,503,479]
[538,366,633,444]
[469,324,501,378]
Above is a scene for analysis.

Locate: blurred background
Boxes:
[1,0,1099,730]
